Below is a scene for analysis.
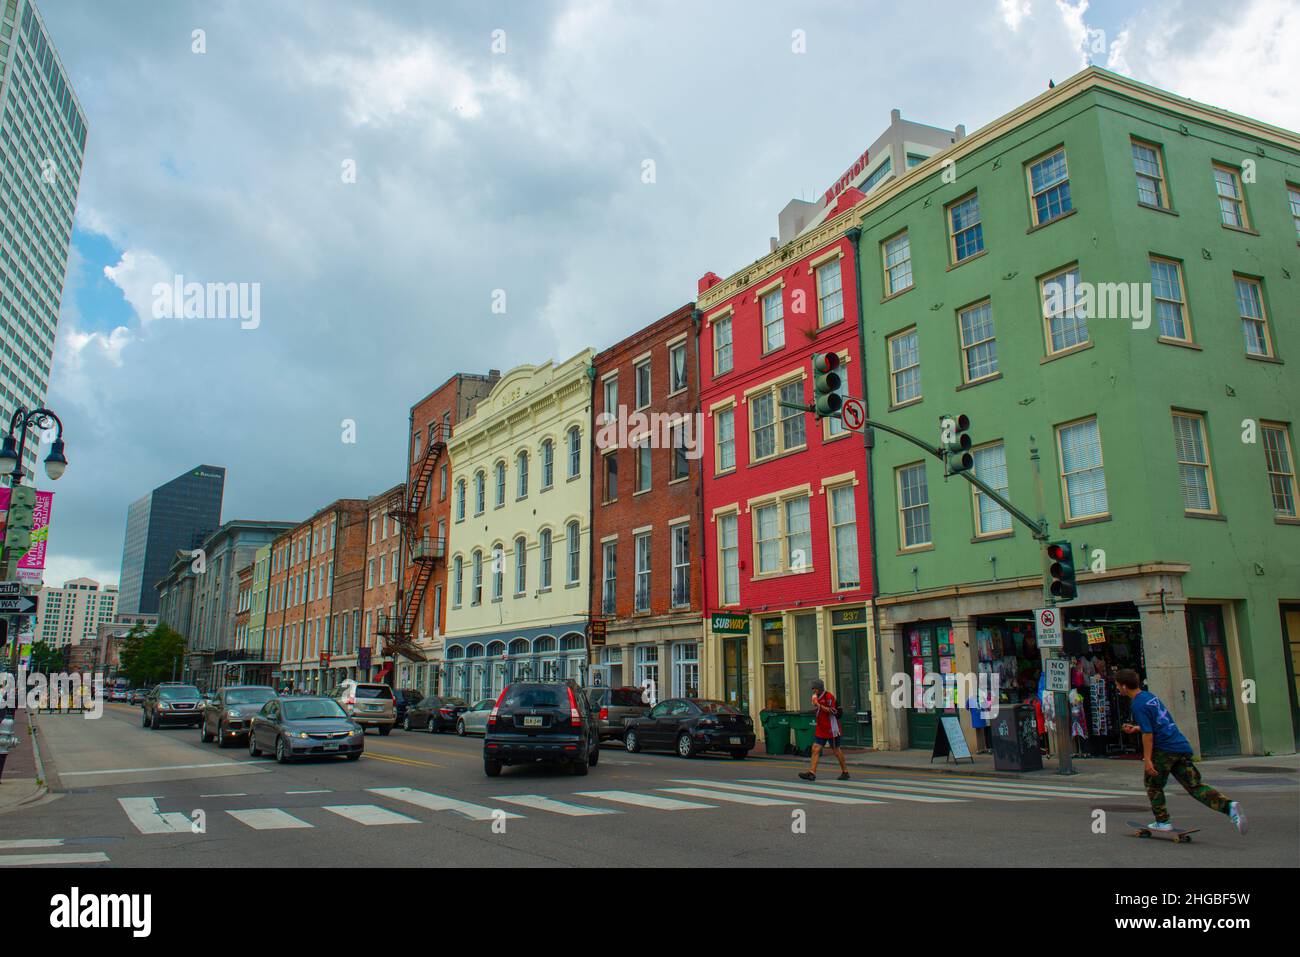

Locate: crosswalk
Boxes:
[0,838,110,866]
[112,774,1144,835]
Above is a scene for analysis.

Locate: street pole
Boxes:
[1030,439,1074,776]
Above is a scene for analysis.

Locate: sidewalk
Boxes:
[0,707,48,813]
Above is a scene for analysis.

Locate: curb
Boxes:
[25,707,53,797]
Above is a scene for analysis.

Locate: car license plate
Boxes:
[729,736,741,745]
[324,743,339,751]
[523,716,542,727]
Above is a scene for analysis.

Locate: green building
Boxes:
[852,67,1299,756]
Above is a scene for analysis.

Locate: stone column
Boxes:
[873,617,906,751]
[949,617,979,754]
[1135,594,1199,756]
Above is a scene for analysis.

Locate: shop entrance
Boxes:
[1283,605,1300,749]
[1185,605,1240,757]
[722,636,749,713]
[833,627,872,747]
[904,620,954,751]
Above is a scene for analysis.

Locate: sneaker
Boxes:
[798,771,815,781]
[1146,821,1174,832]
[837,772,850,781]
[1228,801,1247,835]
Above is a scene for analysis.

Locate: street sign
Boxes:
[840,397,865,431]
[710,612,749,634]
[1035,607,1062,648]
[1044,656,1069,693]
[0,595,38,615]
[0,582,24,596]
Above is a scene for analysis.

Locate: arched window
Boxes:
[494,461,506,508]
[514,536,527,595]
[491,544,504,601]
[517,451,529,499]
[471,549,483,605]
[567,427,582,478]
[539,528,553,589]
[541,439,555,488]
[566,520,581,585]
[452,555,464,607]
[473,472,485,515]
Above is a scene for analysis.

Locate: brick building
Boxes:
[362,485,405,687]
[590,303,705,698]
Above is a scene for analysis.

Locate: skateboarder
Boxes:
[1114,669,1246,835]
[798,679,849,782]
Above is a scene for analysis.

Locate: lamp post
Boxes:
[1,406,69,675]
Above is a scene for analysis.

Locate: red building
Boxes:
[696,186,876,744]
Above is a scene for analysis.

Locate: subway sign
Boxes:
[710,612,749,634]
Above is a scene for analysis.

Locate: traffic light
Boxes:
[1046,541,1077,601]
[941,414,973,474]
[812,353,842,418]
[3,484,36,554]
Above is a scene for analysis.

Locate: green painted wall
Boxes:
[855,72,1300,752]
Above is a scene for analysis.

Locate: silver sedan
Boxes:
[455,698,496,736]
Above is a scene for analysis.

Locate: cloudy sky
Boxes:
[31,0,1300,590]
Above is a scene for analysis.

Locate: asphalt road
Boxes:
[5,702,1296,868]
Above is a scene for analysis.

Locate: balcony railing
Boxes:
[409,536,446,563]
[375,614,404,636]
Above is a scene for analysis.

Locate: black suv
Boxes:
[483,681,599,777]
[141,683,203,729]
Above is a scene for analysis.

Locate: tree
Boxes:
[27,640,63,673]
[119,623,187,687]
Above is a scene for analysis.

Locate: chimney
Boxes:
[697,271,722,295]
[955,123,967,141]
[890,108,901,124]
[770,237,779,253]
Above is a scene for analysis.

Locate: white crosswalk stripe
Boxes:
[660,786,796,806]
[576,790,716,810]
[323,804,421,826]
[829,779,1045,802]
[672,779,884,805]
[495,794,621,816]
[227,808,313,830]
[741,779,964,804]
[118,797,197,834]
[870,777,1143,799]
[0,838,68,849]
[0,852,111,866]
[370,787,523,822]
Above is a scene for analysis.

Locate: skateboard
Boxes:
[1127,820,1200,843]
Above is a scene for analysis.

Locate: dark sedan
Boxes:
[402,695,469,732]
[624,698,755,759]
[248,696,363,764]
[200,685,278,747]
[393,688,423,725]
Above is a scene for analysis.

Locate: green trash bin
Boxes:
[788,711,817,756]
[759,709,792,755]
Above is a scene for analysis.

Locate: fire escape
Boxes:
[375,423,447,663]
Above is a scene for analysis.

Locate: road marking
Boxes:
[227,808,313,830]
[494,794,621,816]
[0,852,110,866]
[118,797,196,834]
[364,752,446,770]
[0,839,66,849]
[64,760,272,777]
[200,792,248,798]
[285,789,331,795]
[870,777,1142,799]
[673,779,883,805]
[827,779,1043,802]
[742,778,965,804]
[660,787,796,806]
[369,787,522,822]
[323,804,420,826]
[575,790,716,810]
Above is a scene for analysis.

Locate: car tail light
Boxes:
[567,686,581,726]
[698,717,717,728]
[599,706,608,722]
[488,687,507,728]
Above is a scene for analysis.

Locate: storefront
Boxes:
[442,621,591,703]
[830,606,872,746]
[593,613,702,700]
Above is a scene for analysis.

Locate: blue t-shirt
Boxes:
[1131,690,1192,755]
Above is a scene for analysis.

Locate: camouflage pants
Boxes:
[1145,749,1231,823]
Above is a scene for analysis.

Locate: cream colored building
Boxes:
[35,578,119,650]
[442,349,595,701]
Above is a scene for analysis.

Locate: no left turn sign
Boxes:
[841,397,865,431]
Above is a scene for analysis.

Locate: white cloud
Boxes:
[999,0,1034,31]
[102,248,174,326]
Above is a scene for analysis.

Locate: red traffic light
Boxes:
[813,352,840,374]
[1047,543,1067,561]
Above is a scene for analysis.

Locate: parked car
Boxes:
[128,688,146,705]
[393,688,423,726]
[403,695,468,732]
[199,685,278,747]
[141,684,204,729]
[582,686,651,740]
[332,680,395,734]
[483,681,599,777]
[456,698,495,736]
[624,698,755,759]
[108,686,128,703]
[247,695,362,764]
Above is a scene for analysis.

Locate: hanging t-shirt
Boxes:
[1131,690,1192,754]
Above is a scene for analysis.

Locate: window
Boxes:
[761,618,786,710]
[948,193,984,263]
[673,642,699,698]
[972,443,1012,536]
[635,359,651,408]
[1234,276,1272,357]
[1172,412,1217,514]
[862,155,892,192]
[883,231,913,295]
[718,512,739,606]
[601,541,617,615]
[471,550,483,605]
[1041,265,1089,354]
[816,259,844,327]
[494,461,506,507]
[567,427,581,478]
[1057,417,1108,521]
[541,439,554,488]
[670,423,689,480]
[1261,422,1298,517]
[888,328,921,404]
[761,288,785,351]
[713,316,733,374]
[897,462,931,549]
[634,532,651,612]
[828,484,859,590]
[751,492,811,575]
[794,614,819,707]
[516,451,529,499]
[539,529,553,588]
[1144,257,1190,341]
[550,519,579,593]
[474,471,485,514]
[602,375,618,422]
[780,381,805,451]
[439,464,448,501]
[603,452,618,503]
[1028,148,1072,226]
[1131,139,1168,209]
[671,525,690,608]
[669,342,687,392]
[1213,164,1249,228]
[514,536,528,595]
[1289,184,1300,241]
[635,645,659,692]
[636,441,651,493]
[957,300,998,383]
[716,406,736,472]
[491,546,504,601]
[455,479,466,521]
[750,379,806,462]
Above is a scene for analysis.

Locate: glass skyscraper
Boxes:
[118,465,226,615]
[0,0,87,472]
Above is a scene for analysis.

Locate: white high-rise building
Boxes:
[0,0,88,473]
[34,577,117,649]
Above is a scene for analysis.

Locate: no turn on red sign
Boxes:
[1035,607,1062,648]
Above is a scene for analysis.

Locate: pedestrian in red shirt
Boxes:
[799,678,849,781]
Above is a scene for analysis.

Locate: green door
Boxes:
[723,637,749,714]
[1280,606,1300,750]
[833,628,873,747]
[1184,605,1240,756]
[905,621,955,750]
